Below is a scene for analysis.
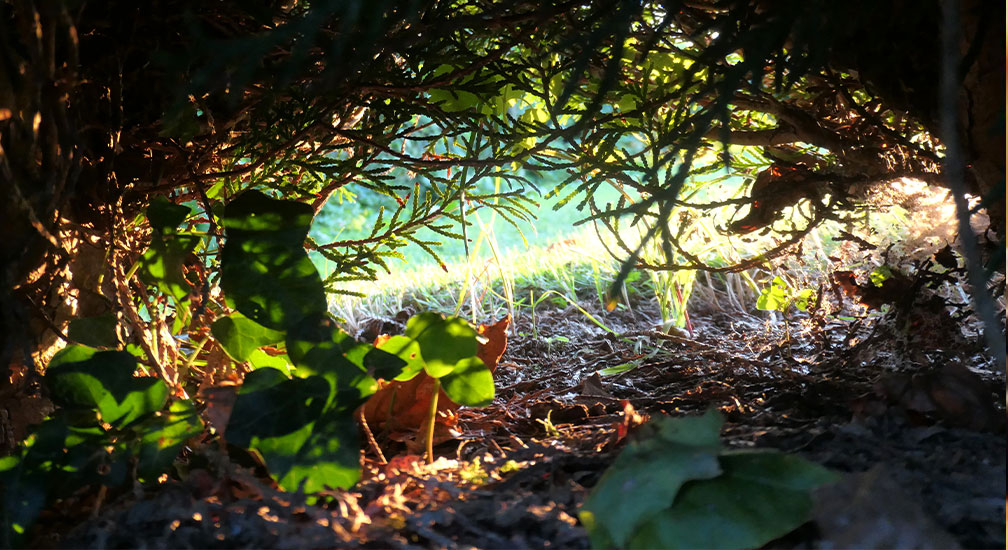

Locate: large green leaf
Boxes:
[45,346,168,428]
[405,313,480,378]
[225,367,362,491]
[134,400,204,482]
[66,313,118,348]
[440,356,494,406]
[220,191,326,331]
[377,335,425,381]
[0,415,127,544]
[220,236,327,330]
[147,196,194,233]
[628,452,838,550]
[211,312,285,362]
[138,232,200,301]
[580,411,724,548]
[265,411,361,492]
[226,368,329,444]
[221,189,314,245]
[246,348,294,374]
[286,314,403,409]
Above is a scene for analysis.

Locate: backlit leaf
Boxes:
[440,356,493,407]
[147,196,194,233]
[212,312,285,362]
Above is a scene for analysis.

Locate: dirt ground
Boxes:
[53,289,1006,549]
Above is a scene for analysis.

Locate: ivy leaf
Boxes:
[271,411,361,493]
[220,237,327,331]
[138,232,200,301]
[211,312,285,362]
[67,314,118,348]
[377,335,425,381]
[286,314,398,410]
[221,189,314,245]
[429,88,482,112]
[439,356,493,407]
[580,411,724,548]
[793,288,815,312]
[220,191,326,331]
[147,196,194,233]
[246,348,294,374]
[225,368,362,491]
[628,452,838,550]
[406,313,480,378]
[756,276,790,312]
[134,400,204,481]
[45,346,168,428]
[869,265,893,287]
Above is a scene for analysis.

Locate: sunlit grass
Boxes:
[316,175,963,338]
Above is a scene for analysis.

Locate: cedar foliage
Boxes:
[1,0,1003,393]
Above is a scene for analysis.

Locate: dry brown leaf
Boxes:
[477,315,510,373]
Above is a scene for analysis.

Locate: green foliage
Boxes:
[756,275,815,313]
[869,265,894,287]
[46,346,169,428]
[219,192,407,492]
[380,312,494,407]
[579,411,837,550]
[225,368,361,493]
[221,190,328,331]
[66,313,118,348]
[1,347,202,544]
[211,313,285,362]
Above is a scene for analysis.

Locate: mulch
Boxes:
[53,294,1006,549]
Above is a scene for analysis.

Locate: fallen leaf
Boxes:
[199,383,238,436]
[813,464,960,549]
[613,400,648,444]
[578,372,612,398]
[477,315,510,373]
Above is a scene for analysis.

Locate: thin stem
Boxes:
[425,378,441,465]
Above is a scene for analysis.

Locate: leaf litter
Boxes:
[54,281,1005,549]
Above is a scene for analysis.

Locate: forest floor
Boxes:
[54,292,1005,549]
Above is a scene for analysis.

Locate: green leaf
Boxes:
[45,346,168,428]
[134,400,204,481]
[406,313,479,378]
[220,236,327,331]
[869,265,893,287]
[270,411,361,493]
[440,356,494,407]
[225,368,362,491]
[597,362,637,377]
[377,335,425,381]
[220,190,325,331]
[246,348,294,374]
[226,368,328,444]
[793,288,815,311]
[147,196,194,233]
[429,88,482,112]
[211,312,285,362]
[628,452,838,550]
[580,411,725,548]
[138,232,200,301]
[66,314,118,348]
[221,189,314,244]
[286,314,397,410]
[756,276,790,312]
